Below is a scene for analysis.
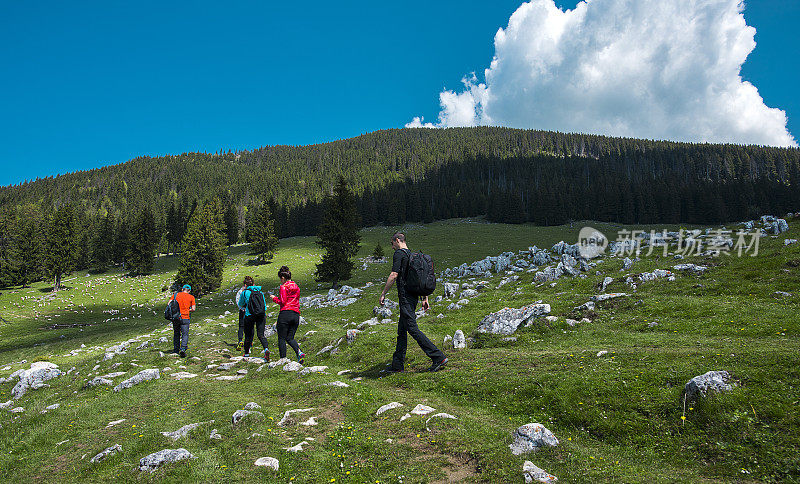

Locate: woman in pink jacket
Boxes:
[269,266,305,364]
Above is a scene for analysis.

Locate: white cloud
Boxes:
[408,0,797,147]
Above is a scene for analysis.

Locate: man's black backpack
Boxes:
[246,288,266,316]
[402,249,437,297]
[164,293,181,321]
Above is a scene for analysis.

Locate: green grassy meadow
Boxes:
[0,218,798,483]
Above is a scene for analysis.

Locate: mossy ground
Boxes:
[0,218,798,483]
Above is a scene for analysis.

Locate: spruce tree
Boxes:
[44,203,79,291]
[91,214,115,272]
[0,209,19,287]
[113,217,130,268]
[250,203,278,263]
[372,243,384,260]
[175,200,227,295]
[127,206,158,275]
[315,177,361,288]
[14,204,43,287]
[166,202,180,255]
[224,204,239,246]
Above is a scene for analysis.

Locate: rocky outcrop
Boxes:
[477,304,551,335]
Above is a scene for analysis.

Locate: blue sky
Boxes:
[0,0,797,187]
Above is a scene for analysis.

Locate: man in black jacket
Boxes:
[379,232,447,373]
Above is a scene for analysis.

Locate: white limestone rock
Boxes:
[232,409,263,425]
[453,330,466,349]
[12,362,62,399]
[90,444,122,464]
[376,402,404,416]
[254,456,279,470]
[161,421,213,441]
[113,369,160,392]
[476,304,551,335]
[277,408,315,427]
[509,423,559,455]
[299,366,328,375]
[523,461,558,483]
[139,448,194,472]
[685,371,735,400]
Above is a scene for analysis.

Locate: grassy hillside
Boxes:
[0,218,798,483]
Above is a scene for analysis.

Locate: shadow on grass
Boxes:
[351,362,409,380]
[246,259,274,266]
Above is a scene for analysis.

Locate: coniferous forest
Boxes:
[1,126,799,288]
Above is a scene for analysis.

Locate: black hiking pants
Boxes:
[276,310,302,359]
[391,292,444,370]
[243,313,270,355]
[237,309,245,342]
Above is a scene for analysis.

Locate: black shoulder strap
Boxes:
[400,248,412,276]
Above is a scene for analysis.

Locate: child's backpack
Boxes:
[403,249,437,297]
[247,288,266,316]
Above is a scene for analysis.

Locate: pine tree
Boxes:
[372,243,384,260]
[91,214,115,272]
[14,204,43,287]
[113,217,130,268]
[127,206,158,275]
[44,203,79,291]
[224,204,239,246]
[250,203,278,263]
[315,177,361,288]
[175,199,227,295]
[0,209,19,287]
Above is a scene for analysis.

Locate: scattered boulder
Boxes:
[209,429,222,440]
[323,381,350,388]
[509,423,559,455]
[244,402,261,410]
[113,369,160,392]
[673,264,707,273]
[171,372,197,379]
[277,408,315,427]
[622,257,633,271]
[592,293,628,302]
[785,239,798,246]
[139,448,194,472]
[90,444,122,464]
[85,377,113,388]
[161,421,213,441]
[300,417,318,426]
[254,456,279,470]
[477,304,551,335]
[299,366,328,375]
[232,409,263,425]
[411,404,436,416]
[285,441,308,452]
[452,330,466,349]
[461,289,479,299]
[12,362,62,399]
[425,413,457,431]
[376,402,403,416]
[41,403,60,414]
[523,461,558,484]
[685,371,735,400]
[600,276,613,293]
[373,306,392,319]
[443,283,459,299]
[283,362,303,372]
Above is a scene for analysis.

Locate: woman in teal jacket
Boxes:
[238,276,271,361]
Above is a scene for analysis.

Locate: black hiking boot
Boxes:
[428,357,448,372]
